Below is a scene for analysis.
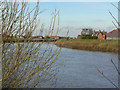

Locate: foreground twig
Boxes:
[111,59,120,75]
[1,1,61,88]
[96,67,119,89]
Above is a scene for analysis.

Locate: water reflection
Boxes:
[2,42,118,88]
[2,42,61,88]
[55,46,118,88]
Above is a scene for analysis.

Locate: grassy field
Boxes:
[55,39,119,53]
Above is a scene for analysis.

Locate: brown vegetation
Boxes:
[1,1,61,88]
[55,39,119,53]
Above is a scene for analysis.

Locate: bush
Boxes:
[81,35,98,39]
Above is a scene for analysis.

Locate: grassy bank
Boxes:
[55,39,119,53]
[3,38,57,43]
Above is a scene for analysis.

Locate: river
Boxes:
[52,43,118,88]
[2,42,119,88]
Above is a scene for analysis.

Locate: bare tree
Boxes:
[1,1,62,88]
[97,2,120,89]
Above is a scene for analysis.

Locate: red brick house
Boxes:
[49,36,60,39]
[106,29,120,40]
[97,30,106,39]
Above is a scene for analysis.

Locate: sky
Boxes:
[29,2,118,37]
[7,0,119,2]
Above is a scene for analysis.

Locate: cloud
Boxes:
[105,26,117,32]
[58,25,117,37]
[6,0,119,2]
[57,26,83,37]
[33,25,116,37]
[94,20,107,23]
[38,0,119,2]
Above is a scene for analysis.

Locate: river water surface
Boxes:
[51,43,118,88]
[2,42,119,88]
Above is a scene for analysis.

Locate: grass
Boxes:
[55,39,119,53]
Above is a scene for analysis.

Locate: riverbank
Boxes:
[3,38,57,43]
[55,39,119,53]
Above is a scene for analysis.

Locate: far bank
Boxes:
[55,39,119,53]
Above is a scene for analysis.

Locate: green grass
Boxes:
[55,39,119,53]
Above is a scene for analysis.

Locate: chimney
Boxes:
[103,30,105,34]
[99,30,101,32]
[103,30,105,33]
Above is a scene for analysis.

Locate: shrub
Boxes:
[81,35,98,39]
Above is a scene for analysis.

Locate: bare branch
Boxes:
[96,67,119,89]
[111,59,120,75]
[108,10,120,27]
[111,3,120,12]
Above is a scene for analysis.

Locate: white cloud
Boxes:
[39,0,119,2]
[4,0,119,2]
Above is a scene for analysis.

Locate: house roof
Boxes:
[108,29,120,33]
[106,29,120,37]
[49,36,59,37]
[98,32,107,35]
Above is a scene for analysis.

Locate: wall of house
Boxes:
[98,33,106,39]
[55,37,59,39]
[81,29,93,36]
[106,30,120,40]
[98,33,103,39]
[106,37,120,40]
[77,35,81,39]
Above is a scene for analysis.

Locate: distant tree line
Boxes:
[81,35,98,39]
